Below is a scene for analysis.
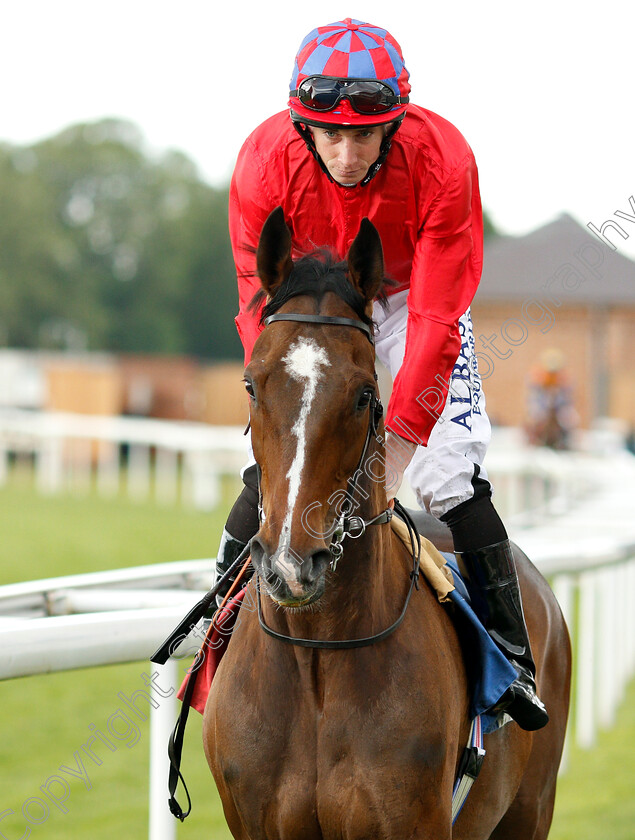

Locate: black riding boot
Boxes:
[457,540,549,731]
[212,528,250,608]
[207,465,260,615]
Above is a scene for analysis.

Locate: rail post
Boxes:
[149,659,178,840]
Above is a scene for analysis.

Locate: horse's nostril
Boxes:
[300,549,331,586]
[249,536,330,603]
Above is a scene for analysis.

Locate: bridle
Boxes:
[256,311,421,650]
[263,312,389,565]
[156,315,480,828]
[152,309,424,823]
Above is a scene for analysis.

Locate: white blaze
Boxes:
[274,338,330,589]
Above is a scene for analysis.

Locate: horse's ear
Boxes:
[347,218,384,305]
[256,207,294,296]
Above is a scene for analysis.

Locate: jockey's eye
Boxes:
[356,388,374,411]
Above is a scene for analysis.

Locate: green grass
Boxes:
[0,470,234,839]
[0,473,633,838]
[0,468,236,584]
[549,679,635,840]
[0,663,232,839]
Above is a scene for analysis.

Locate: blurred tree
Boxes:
[483,210,497,241]
[0,119,242,359]
[0,119,500,358]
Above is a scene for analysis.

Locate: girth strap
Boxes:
[451,716,486,824]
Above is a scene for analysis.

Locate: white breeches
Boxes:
[373,290,492,519]
[243,290,492,520]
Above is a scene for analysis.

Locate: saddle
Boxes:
[390,515,515,732]
[400,507,455,553]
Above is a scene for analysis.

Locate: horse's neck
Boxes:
[327,520,401,624]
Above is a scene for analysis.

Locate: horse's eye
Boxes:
[244,379,255,399]
[357,388,374,410]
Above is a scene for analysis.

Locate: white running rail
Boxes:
[0,410,248,510]
[0,428,634,838]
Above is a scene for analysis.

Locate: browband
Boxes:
[263,313,374,344]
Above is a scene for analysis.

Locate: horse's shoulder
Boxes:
[512,542,556,607]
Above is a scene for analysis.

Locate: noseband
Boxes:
[256,312,421,650]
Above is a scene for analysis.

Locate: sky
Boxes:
[3,0,635,257]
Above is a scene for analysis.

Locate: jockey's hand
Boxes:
[384,431,418,502]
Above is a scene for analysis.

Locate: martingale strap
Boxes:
[150,542,252,665]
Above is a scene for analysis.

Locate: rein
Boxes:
[255,310,421,650]
[256,501,420,650]
[155,303,488,828]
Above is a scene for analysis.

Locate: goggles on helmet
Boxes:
[290,76,409,116]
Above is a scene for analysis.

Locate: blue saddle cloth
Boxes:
[441,553,517,734]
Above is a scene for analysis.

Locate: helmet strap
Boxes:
[360,118,402,186]
[292,121,336,183]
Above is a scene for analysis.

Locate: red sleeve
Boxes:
[385,154,484,446]
[228,137,275,364]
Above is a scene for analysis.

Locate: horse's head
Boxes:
[245,207,386,608]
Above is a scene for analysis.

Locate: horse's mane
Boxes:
[248,250,390,326]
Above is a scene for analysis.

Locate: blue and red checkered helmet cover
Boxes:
[289,18,411,126]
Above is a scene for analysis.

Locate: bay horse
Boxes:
[203,208,571,840]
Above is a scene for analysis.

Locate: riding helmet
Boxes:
[289,18,411,129]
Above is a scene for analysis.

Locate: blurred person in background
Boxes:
[526,348,577,451]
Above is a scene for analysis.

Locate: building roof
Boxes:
[477,213,635,305]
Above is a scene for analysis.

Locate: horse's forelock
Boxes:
[255,252,375,326]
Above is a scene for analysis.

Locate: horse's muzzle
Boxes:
[250,536,331,607]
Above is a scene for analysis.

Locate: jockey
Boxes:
[526,348,577,449]
[215,18,548,731]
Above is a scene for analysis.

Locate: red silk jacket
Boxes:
[229,104,483,446]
